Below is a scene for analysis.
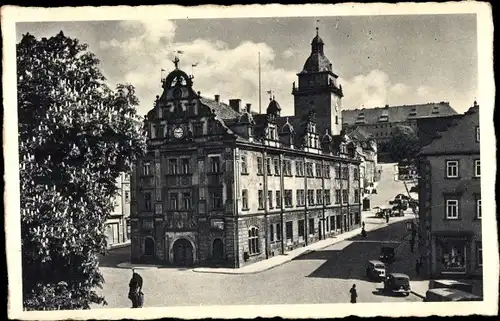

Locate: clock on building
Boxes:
[173,126,184,139]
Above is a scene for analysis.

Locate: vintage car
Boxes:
[366,260,386,281]
[383,273,411,296]
[424,288,482,302]
[380,246,395,262]
[429,279,474,293]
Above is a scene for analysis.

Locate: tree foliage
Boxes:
[388,125,420,163]
[17,31,147,310]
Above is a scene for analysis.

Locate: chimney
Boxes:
[246,103,251,113]
[197,91,201,97]
[214,94,220,103]
[384,104,389,108]
[229,99,242,113]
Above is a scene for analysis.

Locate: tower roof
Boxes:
[301,27,333,74]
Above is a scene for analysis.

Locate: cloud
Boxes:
[99,20,296,115]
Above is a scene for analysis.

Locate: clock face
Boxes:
[173,126,184,139]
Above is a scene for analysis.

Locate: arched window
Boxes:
[248,226,260,255]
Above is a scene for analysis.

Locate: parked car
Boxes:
[430,280,473,293]
[380,246,395,262]
[383,273,411,296]
[424,288,482,302]
[366,260,386,281]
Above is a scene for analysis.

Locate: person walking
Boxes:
[385,213,389,224]
[415,259,421,276]
[349,284,358,303]
[361,226,367,238]
[409,238,415,253]
[128,269,144,308]
[362,221,365,229]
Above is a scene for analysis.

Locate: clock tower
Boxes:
[293,27,343,136]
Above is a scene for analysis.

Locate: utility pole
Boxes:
[258,52,262,114]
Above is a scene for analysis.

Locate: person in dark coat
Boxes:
[415,259,421,276]
[349,284,358,303]
[128,269,143,308]
[361,226,367,238]
[362,221,365,229]
[409,238,415,253]
[385,213,390,223]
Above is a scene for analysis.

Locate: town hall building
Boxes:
[130,28,363,268]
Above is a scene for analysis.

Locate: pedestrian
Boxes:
[385,213,389,224]
[362,221,365,229]
[128,268,144,308]
[415,259,421,276]
[409,238,415,253]
[349,284,358,303]
[361,226,367,238]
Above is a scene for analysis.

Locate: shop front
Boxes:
[432,231,473,276]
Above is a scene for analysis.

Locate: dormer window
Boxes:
[378,114,389,122]
[409,108,417,117]
[432,106,440,114]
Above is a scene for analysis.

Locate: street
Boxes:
[96,218,420,308]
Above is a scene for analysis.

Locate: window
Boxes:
[276,223,282,241]
[124,190,130,203]
[257,157,263,175]
[169,193,178,210]
[211,191,222,210]
[210,156,221,173]
[354,190,360,203]
[446,160,459,178]
[266,158,272,175]
[315,162,322,177]
[296,190,303,207]
[142,219,153,230]
[330,216,335,231]
[284,190,293,207]
[241,189,249,210]
[182,192,192,209]
[241,156,248,174]
[181,158,190,174]
[307,190,315,206]
[151,124,157,139]
[476,198,481,219]
[324,190,331,205]
[477,242,482,267]
[276,190,281,208]
[144,192,152,211]
[474,160,480,177]
[306,162,314,177]
[342,189,348,204]
[353,168,359,180]
[445,199,459,219]
[258,190,264,209]
[335,165,341,179]
[308,218,314,235]
[193,122,203,136]
[269,224,275,242]
[296,161,304,177]
[476,126,480,142]
[286,221,293,242]
[324,165,330,178]
[143,162,151,176]
[342,167,349,180]
[268,191,273,209]
[335,189,341,204]
[316,189,323,205]
[284,160,292,176]
[273,158,280,175]
[298,220,305,238]
[248,227,260,255]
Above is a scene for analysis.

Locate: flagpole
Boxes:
[258,52,262,114]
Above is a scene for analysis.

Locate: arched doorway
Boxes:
[173,238,194,266]
[144,237,155,256]
[212,238,224,261]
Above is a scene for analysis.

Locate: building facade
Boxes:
[346,127,378,187]
[342,102,459,161]
[417,102,481,278]
[130,30,362,268]
[105,172,131,248]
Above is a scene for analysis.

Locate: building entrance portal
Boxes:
[144,237,155,256]
[212,238,224,261]
[173,238,194,266]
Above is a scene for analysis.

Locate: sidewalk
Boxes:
[193,213,411,275]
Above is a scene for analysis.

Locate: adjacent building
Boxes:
[417,102,481,278]
[105,172,131,248]
[346,127,379,188]
[342,102,459,161]
[130,28,363,268]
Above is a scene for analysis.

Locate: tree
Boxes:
[17,31,147,310]
[388,125,420,163]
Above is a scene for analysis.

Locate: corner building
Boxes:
[130,30,362,268]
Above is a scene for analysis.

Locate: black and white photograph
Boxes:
[2,2,497,320]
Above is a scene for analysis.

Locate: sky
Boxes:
[16,14,478,116]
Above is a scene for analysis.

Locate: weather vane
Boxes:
[266,90,274,100]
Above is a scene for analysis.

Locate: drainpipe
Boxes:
[321,159,326,239]
[339,161,344,233]
[233,146,240,268]
[263,149,269,259]
[304,154,308,245]
[279,153,285,254]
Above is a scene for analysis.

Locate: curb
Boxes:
[192,217,412,275]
